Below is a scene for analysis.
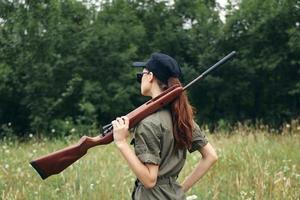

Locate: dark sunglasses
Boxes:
[136,71,150,83]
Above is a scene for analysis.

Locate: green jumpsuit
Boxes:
[130,108,208,200]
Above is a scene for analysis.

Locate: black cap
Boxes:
[133,53,182,84]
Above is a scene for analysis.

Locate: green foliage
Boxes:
[208,0,300,126]
[0,0,299,137]
[0,123,15,139]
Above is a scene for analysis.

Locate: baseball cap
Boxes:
[133,52,182,84]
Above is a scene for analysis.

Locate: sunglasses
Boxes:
[136,71,150,83]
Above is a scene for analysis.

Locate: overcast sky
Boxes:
[217,0,229,22]
[220,0,229,5]
[217,0,228,7]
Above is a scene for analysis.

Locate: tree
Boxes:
[217,0,300,126]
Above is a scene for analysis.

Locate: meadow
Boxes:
[1,124,299,200]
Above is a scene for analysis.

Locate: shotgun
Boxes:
[30,51,236,180]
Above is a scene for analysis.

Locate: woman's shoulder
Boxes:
[139,108,171,125]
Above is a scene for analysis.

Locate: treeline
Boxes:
[0,0,299,137]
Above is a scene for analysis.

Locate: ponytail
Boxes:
[157,77,195,150]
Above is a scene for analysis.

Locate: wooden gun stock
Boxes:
[30,51,236,180]
[30,133,113,179]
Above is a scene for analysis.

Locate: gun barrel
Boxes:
[183,51,236,90]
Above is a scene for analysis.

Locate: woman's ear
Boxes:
[148,72,154,83]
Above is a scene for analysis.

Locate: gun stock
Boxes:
[30,51,236,180]
[30,133,113,179]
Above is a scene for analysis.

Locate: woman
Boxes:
[112,53,218,200]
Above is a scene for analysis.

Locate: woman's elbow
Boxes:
[142,164,159,189]
[208,151,218,164]
[143,178,157,189]
[204,150,218,164]
[141,175,157,189]
[211,152,218,163]
[200,143,218,164]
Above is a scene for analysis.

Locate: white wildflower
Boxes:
[70,128,76,133]
[51,129,56,133]
[90,183,94,190]
[240,191,247,197]
[186,195,198,200]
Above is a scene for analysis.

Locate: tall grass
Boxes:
[1,124,299,200]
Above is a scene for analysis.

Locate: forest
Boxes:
[0,0,299,137]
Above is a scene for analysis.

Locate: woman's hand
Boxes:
[112,116,130,145]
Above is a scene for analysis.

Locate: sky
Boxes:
[217,0,229,22]
[217,0,228,7]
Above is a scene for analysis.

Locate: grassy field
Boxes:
[1,126,299,200]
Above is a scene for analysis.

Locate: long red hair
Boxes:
[158,77,195,150]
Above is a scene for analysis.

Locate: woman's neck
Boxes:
[150,84,164,98]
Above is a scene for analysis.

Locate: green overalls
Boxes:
[131,109,208,200]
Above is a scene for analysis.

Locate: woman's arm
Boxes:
[112,116,159,188]
[116,142,159,188]
[181,143,218,192]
